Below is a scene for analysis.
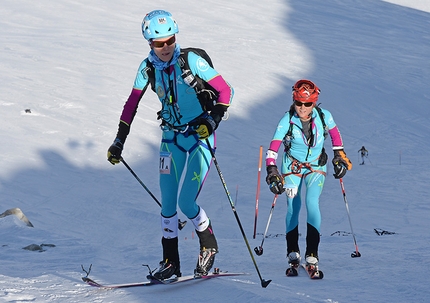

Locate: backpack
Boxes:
[146,47,219,112]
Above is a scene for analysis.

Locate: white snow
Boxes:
[1,0,429,302]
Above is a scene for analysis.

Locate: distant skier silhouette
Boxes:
[358,146,368,165]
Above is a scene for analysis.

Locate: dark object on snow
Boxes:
[0,208,34,227]
[23,243,56,252]
[330,231,352,236]
[374,228,396,236]
[25,109,31,113]
[23,244,43,252]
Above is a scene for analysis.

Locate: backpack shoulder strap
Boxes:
[145,60,156,92]
[315,105,326,129]
[282,106,295,152]
[178,48,190,71]
[314,105,328,138]
[286,105,295,137]
[177,49,199,90]
[180,47,214,68]
[177,48,219,112]
[177,48,209,92]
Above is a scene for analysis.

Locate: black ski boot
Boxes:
[152,237,181,280]
[285,228,300,276]
[195,223,218,276]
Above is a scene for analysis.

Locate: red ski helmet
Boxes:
[292,79,320,103]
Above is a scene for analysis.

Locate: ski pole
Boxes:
[205,139,271,288]
[254,194,278,256]
[339,178,361,258]
[253,146,263,239]
[365,155,373,165]
[120,158,187,230]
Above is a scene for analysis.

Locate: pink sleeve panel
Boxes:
[265,140,283,166]
[207,75,233,107]
[328,126,344,148]
[119,88,142,125]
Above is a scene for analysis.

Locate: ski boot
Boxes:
[192,208,218,277]
[286,251,301,276]
[150,237,181,281]
[195,247,217,276]
[304,254,324,279]
[194,222,218,277]
[151,259,181,281]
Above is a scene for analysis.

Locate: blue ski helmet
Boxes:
[142,10,179,41]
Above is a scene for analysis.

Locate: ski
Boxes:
[301,263,324,279]
[285,263,299,276]
[82,276,162,288]
[82,271,249,289]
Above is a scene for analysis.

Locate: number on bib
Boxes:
[160,151,172,174]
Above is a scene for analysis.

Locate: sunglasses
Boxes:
[294,100,314,107]
[151,35,176,48]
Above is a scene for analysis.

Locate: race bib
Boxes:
[285,184,298,199]
[160,151,172,174]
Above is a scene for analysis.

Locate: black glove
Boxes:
[333,162,347,179]
[195,115,218,139]
[332,149,352,179]
[266,165,285,194]
[107,138,124,165]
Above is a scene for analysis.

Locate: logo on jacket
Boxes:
[196,58,209,72]
[157,86,165,98]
